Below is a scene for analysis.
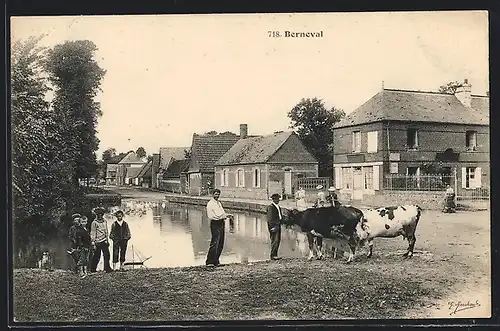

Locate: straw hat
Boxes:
[328,186,336,192]
[316,185,324,190]
[270,193,281,200]
[71,213,82,220]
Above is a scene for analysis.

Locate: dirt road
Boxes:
[102,186,491,319]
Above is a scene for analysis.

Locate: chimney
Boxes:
[454,78,472,108]
[240,124,248,139]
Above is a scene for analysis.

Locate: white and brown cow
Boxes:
[356,205,422,258]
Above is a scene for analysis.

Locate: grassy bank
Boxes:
[13,256,453,322]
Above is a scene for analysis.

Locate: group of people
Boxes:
[204,185,340,265]
[67,207,132,278]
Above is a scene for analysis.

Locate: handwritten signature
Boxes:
[448,300,481,315]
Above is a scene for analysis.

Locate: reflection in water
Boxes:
[16,199,311,270]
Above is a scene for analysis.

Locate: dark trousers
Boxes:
[90,241,112,272]
[269,227,281,258]
[112,240,128,263]
[206,219,225,265]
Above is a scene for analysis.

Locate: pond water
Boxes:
[15,198,315,270]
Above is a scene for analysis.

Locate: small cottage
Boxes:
[214,131,318,199]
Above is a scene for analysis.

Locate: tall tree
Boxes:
[136,146,147,159]
[288,98,345,178]
[439,81,463,94]
[45,40,106,185]
[11,36,68,230]
[102,147,117,163]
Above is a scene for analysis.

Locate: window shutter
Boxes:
[373,165,380,190]
[475,167,482,188]
[461,167,467,189]
[335,167,341,189]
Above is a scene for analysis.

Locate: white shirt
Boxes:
[206,198,227,220]
[272,202,282,220]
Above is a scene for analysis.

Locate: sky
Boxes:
[11,11,489,159]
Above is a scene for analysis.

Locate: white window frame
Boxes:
[367,131,378,153]
[462,166,481,189]
[236,168,245,187]
[253,168,261,188]
[352,131,361,153]
[363,166,374,189]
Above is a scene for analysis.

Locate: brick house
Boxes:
[185,125,248,195]
[214,131,318,199]
[332,80,489,201]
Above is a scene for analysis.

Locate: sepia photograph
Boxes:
[10,10,490,323]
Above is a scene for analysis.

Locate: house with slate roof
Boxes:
[332,79,489,201]
[214,131,318,199]
[185,124,249,195]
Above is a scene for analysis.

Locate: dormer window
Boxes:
[406,128,418,150]
[466,131,477,151]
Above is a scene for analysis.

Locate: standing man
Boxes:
[267,193,283,261]
[90,206,113,273]
[205,189,233,267]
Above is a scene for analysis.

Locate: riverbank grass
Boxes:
[13,257,451,321]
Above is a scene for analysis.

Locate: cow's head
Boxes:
[281,208,299,228]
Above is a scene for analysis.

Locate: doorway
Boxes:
[353,167,363,200]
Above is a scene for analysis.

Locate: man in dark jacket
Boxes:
[109,210,131,271]
[267,193,283,260]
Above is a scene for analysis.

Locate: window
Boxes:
[462,167,482,189]
[236,168,245,187]
[342,167,352,189]
[221,169,229,187]
[352,131,361,152]
[253,168,261,188]
[367,131,378,153]
[364,166,373,189]
[407,167,419,176]
[466,131,477,151]
[466,167,475,188]
[407,128,418,149]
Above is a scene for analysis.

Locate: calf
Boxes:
[356,205,422,258]
[282,205,364,263]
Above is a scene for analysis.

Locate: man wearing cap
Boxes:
[109,210,131,271]
[205,189,233,267]
[90,207,113,273]
[267,193,283,260]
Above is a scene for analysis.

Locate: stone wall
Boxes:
[346,190,489,211]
